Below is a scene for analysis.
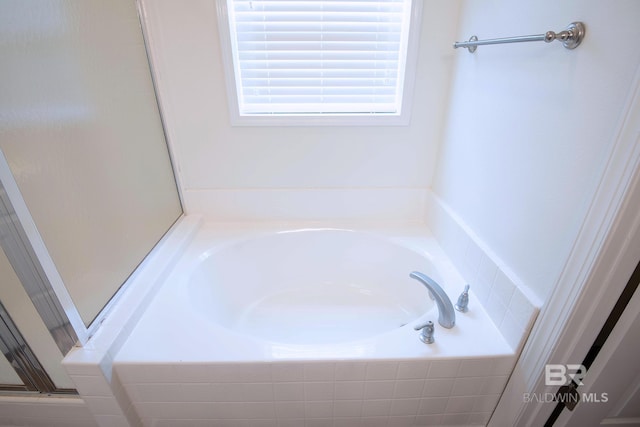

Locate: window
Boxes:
[217,0,422,125]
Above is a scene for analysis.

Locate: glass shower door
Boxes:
[0,0,183,334]
[0,349,24,392]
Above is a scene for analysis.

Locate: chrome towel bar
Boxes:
[454,22,585,53]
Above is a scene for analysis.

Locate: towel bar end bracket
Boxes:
[466,36,478,53]
[555,22,585,50]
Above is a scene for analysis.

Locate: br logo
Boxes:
[545,364,587,386]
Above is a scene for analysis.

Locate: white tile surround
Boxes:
[0,395,97,427]
[182,188,428,223]
[114,357,513,427]
[53,193,541,427]
[425,192,541,353]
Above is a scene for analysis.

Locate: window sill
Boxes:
[229,112,411,127]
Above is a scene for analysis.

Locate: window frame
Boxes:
[215,0,423,126]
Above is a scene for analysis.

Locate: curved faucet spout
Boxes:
[410,271,456,329]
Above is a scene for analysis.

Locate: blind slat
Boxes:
[242,79,398,86]
[243,88,398,95]
[241,69,398,78]
[239,60,399,69]
[237,33,401,43]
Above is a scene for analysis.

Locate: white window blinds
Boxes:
[226,0,413,116]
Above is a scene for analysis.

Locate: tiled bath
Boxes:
[63,212,539,427]
[114,357,514,426]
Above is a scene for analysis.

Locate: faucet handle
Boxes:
[455,284,470,312]
[414,321,435,344]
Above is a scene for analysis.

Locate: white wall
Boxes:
[140,0,460,221]
[433,0,640,301]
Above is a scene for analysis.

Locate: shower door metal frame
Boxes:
[0,152,82,353]
[0,301,76,394]
[0,152,80,393]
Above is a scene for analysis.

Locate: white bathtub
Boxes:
[117,222,512,361]
[114,221,515,426]
[189,228,437,345]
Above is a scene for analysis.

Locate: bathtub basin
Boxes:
[188,229,434,344]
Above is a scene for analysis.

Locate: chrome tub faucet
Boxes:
[409,271,456,328]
